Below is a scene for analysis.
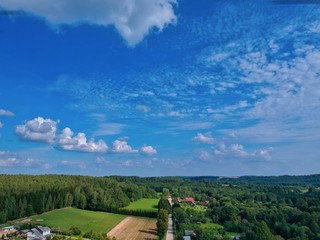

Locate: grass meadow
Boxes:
[122,198,159,212]
[14,208,126,233]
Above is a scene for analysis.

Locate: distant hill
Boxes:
[183,174,320,186]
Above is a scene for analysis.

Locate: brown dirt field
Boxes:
[107,216,157,240]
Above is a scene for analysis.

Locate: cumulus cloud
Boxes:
[15,117,156,155]
[15,117,58,143]
[193,132,214,144]
[140,145,157,156]
[112,138,138,153]
[0,0,177,46]
[57,127,108,153]
[0,109,14,116]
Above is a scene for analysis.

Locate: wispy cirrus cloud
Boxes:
[193,132,214,144]
[0,0,177,46]
[61,160,86,169]
[0,151,41,168]
[0,108,14,116]
[93,123,126,137]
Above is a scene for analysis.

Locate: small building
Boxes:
[177,197,182,203]
[184,230,196,237]
[20,229,30,238]
[0,226,17,238]
[183,236,191,240]
[204,200,210,205]
[185,197,195,205]
[2,226,16,232]
[27,226,52,240]
[0,229,4,238]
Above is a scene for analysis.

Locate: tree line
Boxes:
[0,174,158,223]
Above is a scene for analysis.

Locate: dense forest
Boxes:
[0,174,158,223]
[1,174,320,239]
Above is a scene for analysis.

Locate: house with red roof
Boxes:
[185,197,195,204]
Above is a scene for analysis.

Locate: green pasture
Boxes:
[122,198,159,212]
[14,208,126,233]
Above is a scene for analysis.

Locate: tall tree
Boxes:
[157,209,168,239]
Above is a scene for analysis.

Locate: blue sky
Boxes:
[0,0,320,176]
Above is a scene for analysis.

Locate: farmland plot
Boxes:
[107,216,157,240]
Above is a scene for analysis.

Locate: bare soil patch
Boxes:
[107,217,157,240]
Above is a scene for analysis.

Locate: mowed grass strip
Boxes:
[122,198,159,212]
[25,208,126,233]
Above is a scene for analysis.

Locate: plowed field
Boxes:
[107,217,157,240]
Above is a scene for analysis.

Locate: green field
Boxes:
[13,208,126,233]
[201,223,240,237]
[122,198,159,212]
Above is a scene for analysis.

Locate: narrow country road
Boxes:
[166,196,174,240]
[166,214,174,240]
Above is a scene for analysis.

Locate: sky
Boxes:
[0,0,320,177]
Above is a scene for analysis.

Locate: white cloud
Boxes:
[168,111,185,118]
[254,147,273,160]
[61,160,86,169]
[96,156,110,165]
[136,104,150,113]
[177,121,214,130]
[0,151,19,167]
[0,0,177,46]
[0,122,3,128]
[15,117,58,143]
[198,150,213,161]
[57,127,108,153]
[93,123,125,136]
[121,160,134,167]
[193,132,214,144]
[0,109,14,116]
[140,145,157,156]
[230,144,248,156]
[112,139,138,153]
[0,151,36,168]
